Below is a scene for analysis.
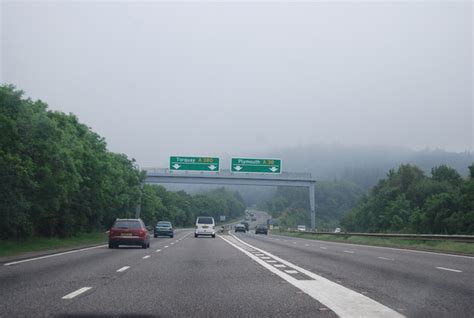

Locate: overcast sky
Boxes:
[1,1,472,167]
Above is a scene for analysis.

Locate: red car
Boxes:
[108,218,150,249]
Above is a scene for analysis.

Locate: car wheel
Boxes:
[108,243,114,249]
[170,234,174,238]
[195,234,198,238]
[154,235,157,238]
[212,234,216,238]
[142,242,147,249]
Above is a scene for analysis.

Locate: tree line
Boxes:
[341,164,474,234]
[259,180,365,230]
[0,85,245,239]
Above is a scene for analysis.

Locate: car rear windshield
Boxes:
[257,224,267,228]
[113,221,142,229]
[157,222,171,227]
[197,217,213,224]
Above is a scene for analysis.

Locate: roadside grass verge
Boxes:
[274,230,474,255]
[0,231,108,258]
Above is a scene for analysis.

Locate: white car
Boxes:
[195,216,216,238]
[297,225,306,232]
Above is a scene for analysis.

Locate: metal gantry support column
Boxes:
[309,182,316,231]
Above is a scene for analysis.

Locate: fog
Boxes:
[1,1,472,168]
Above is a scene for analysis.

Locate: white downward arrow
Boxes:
[269,166,278,172]
[234,165,243,171]
[172,163,181,170]
[208,165,217,170]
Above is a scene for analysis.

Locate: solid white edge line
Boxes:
[270,234,474,259]
[436,266,462,273]
[117,266,130,272]
[4,245,107,266]
[227,233,404,318]
[62,287,92,299]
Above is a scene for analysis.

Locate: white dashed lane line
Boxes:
[156,249,161,252]
[285,270,299,274]
[344,250,354,254]
[377,257,394,261]
[266,260,277,263]
[62,287,92,299]
[142,255,150,259]
[436,267,462,273]
[320,247,327,250]
[164,246,169,248]
[274,264,286,268]
[116,266,130,272]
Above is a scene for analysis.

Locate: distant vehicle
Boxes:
[249,213,254,217]
[297,225,306,232]
[255,224,268,235]
[154,221,174,238]
[235,224,246,233]
[195,216,216,238]
[245,216,250,221]
[241,221,250,231]
[251,217,257,221]
[334,227,341,233]
[108,218,150,249]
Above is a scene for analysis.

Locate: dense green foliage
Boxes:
[0,85,245,239]
[259,180,365,229]
[140,186,245,227]
[341,164,474,234]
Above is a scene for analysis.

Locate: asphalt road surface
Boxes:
[1,223,473,317]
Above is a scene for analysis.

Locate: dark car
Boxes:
[108,218,150,249]
[241,221,249,231]
[255,224,268,235]
[235,224,246,233]
[154,221,174,238]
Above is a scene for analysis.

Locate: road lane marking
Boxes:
[142,255,150,259]
[305,244,310,247]
[285,270,299,274]
[266,260,277,263]
[62,287,92,299]
[436,267,462,273]
[320,247,327,250]
[274,264,286,268]
[269,234,474,259]
[222,234,404,318]
[117,266,130,272]
[255,253,265,256]
[164,246,169,248]
[4,245,108,266]
[377,257,394,261]
[170,242,174,245]
[156,249,161,252]
[261,257,271,259]
[344,251,354,254]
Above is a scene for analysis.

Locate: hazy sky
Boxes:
[1,1,473,167]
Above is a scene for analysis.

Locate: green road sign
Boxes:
[170,156,220,171]
[231,158,281,174]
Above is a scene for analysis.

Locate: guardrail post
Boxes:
[309,182,316,231]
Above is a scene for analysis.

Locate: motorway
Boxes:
[1,214,473,317]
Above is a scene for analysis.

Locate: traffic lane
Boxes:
[265,233,473,273]
[237,232,474,318]
[0,230,191,317]
[56,233,336,318]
